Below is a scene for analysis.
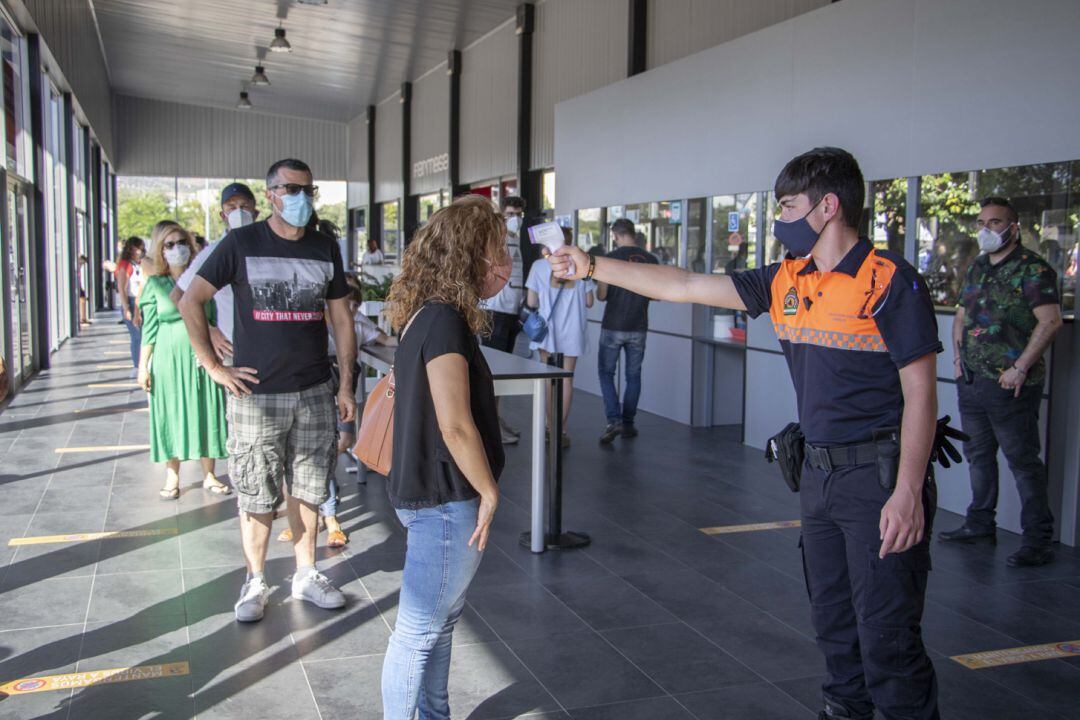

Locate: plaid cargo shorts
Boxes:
[226,380,338,514]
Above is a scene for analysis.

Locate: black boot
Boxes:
[1007,546,1055,567]
[938,525,996,545]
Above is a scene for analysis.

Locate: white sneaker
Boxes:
[234,577,270,623]
[292,571,346,609]
[500,427,520,445]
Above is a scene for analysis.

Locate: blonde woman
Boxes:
[137,221,229,499]
[380,195,506,719]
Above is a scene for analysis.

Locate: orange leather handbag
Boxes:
[354,370,395,476]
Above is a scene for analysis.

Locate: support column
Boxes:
[63,93,78,338]
[400,82,417,247]
[447,50,464,197]
[28,34,48,370]
[628,0,647,77]
[515,4,540,213]
[90,143,105,310]
[366,105,381,251]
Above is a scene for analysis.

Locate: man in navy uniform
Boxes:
[547,147,942,720]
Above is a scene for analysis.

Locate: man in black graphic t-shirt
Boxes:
[179,158,356,625]
[597,218,658,443]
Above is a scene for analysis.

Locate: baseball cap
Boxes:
[220,182,256,206]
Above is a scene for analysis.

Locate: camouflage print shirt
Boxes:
[958,244,1059,385]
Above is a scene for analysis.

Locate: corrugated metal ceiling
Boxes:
[93,0,521,122]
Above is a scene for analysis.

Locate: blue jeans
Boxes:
[320,477,338,517]
[597,329,647,425]
[123,295,141,368]
[957,378,1053,547]
[382,498,484,719]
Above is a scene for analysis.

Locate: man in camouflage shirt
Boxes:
[939,196,1064,567]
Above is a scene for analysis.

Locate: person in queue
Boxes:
[178,158,356,623]
[116,236,146,369]
[938,196,1063,566]
[547,147,943,720]
[171,182,260,364]
[596,218,657,443]
[480,195,526,444]
[137,221,229,499]
[525,225,594,449]
[380,194,505,719]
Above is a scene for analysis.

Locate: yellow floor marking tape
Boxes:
[952,641,1080,669]
[108,340,128,344]
[96,364,131,369]
[700,520,801,535]
[87,383,139,388]
[0,662,189,696]
[73,406,148,415]
[103,351,128,355]
[9,528,177,546]
[54,444,150,454]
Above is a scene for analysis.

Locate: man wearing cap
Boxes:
[171,182,259,362]
[596,217,658,443]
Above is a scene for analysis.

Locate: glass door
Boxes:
[7,177,33,385]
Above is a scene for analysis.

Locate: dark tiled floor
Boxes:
[1,317,1079,719]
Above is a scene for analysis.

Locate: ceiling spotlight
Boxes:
[251,65,270,85]
[237,91,252,110]
[269,27,292,53]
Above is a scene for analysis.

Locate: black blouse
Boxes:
[387,303,505,509]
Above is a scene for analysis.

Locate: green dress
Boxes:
[139,275,228,463]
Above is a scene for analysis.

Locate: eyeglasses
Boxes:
[269,183,319,197]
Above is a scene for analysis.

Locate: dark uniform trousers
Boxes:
[800,461,940,720]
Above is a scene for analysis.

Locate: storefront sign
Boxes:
[413,154,449,179]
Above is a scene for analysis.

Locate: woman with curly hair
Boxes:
[137,220,229,499]
[380,194,507,719]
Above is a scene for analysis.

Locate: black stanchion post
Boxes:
[544,352,590,550]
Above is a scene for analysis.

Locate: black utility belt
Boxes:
[766,425,899,493]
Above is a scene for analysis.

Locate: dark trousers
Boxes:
[800,462,939,720]
[957,378,1053,548]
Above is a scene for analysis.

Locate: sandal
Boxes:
[325,516,348,548]
[202,474,232,495]
[159,472,180,500]
[278,527,293,542]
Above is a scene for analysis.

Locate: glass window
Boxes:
[916,171,981,307]
[763,192,784,266]
[418,190,447,225]
[869,178,907,256]
[382,201,400,259]
[687,198,707,273]
[711,194,756,274]
[576,208,602,251]
[314,180,347,236]
[622,201,681,266]
[541,171,555,217]
[1,21,29,178]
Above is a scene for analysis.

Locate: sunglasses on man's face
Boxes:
[269,183,319,197]
[163,240,186,250]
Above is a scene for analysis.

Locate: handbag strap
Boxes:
[544,284,566,324]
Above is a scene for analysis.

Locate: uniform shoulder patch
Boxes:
[783,286,799,316]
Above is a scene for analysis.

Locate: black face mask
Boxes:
[773,198,825,257]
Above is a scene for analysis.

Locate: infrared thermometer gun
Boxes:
[528,222,576,278]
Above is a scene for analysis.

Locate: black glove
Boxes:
[931,415,968,469]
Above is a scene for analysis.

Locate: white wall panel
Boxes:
[530,0,627,170]
[460,20,517,184]
[374,92,403,203]
[647,0,828,70]
[23,0,115,160]
[346,114,369,209]
[555,0,1080,215]
[410,64,450,196]
[114,95,346,179]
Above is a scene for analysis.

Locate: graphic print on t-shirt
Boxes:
[246,257,333,322]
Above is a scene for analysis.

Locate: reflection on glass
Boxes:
[576,208,602,251]
[418,190,448,226]
[763,193,784,266]
[870,178,906,255]
[687,198,707,273]
[542,171,556,213]
[711,193,756,273]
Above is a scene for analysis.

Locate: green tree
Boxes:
[316,201,347,234]
[175,197,209,238]
[117,191,171,241]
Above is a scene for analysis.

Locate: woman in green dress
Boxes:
[137,221,229,499]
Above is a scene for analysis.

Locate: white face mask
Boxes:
[977,225,1013,254]
[227,207,254,230]
[164,245,191,268]
[506,215,522,235]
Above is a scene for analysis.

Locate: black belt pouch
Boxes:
[872,427,901,491]
[766,422,805,493]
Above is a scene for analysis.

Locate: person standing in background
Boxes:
[597,218,658,443]
[116,236,146,370]
[938,196,1063,567]
[137,221,229,499]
